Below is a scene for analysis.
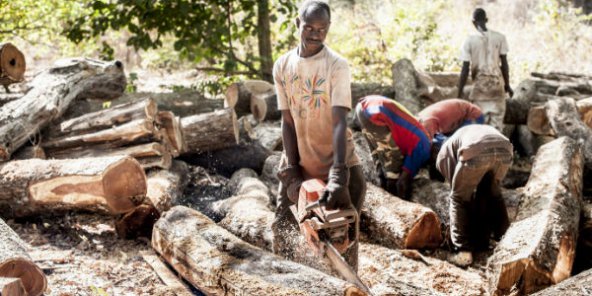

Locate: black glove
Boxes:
[277,165,303,203]
[504,85,514,98]
[321,164,351,210]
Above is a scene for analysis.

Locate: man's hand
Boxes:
[322,164,351,210]
[396,170,412,200]
[277,165,304,203]
[504,85,513,98]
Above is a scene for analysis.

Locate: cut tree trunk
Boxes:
[359,243,486,296]
[0,156,146,217]
[528,97,592,135]
[0,218,47,296]
[530,268,592,296]
[0,277,26,296]
[211,168,274,250]
[180,108,239,155]
[0,43,26,88]
[152,206,367,296]
[225,80,272,122]
[0,58,126,160]
[251,121,282,151]
[361,183,443,249]
[116,161,189,238]
[156,111,184,156]
[487,137,584,295]
[261,152,281,205]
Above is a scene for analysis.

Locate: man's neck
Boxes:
[298,44,324,58]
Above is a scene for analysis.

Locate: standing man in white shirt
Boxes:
[458,8,513,132]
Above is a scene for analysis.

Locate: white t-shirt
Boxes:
[273,46,359,179]
[460,29,509,78]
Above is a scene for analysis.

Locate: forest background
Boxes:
[1,0,591,96]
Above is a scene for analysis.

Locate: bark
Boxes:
[152,206,367,296]
[180,108,239,155]
[361,183,443,249]
[0,43,26,85]
[488,137,584,295]
[64,90,223,120]
[0,156,146,217]
[251,121,282,151]
[116,161,189,238]
[0,58,125,160]
[528,97,592,135]
[183,140,271,177]
[0,277,26,296]
[257,0,273,83]
[353,132,381,187]
[212,168,274,250]
[545,97,592,169]
[156,111,184,156]
[0,92,23,108]
[225,80,272,121]
[359,243,486,296]
[391,58,423,113]
[260,152,281,205]
[0,218,47,296]
[530,268,592,296]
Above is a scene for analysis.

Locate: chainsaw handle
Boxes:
[305,200,325,211]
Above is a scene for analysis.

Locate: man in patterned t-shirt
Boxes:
[272,0,366,271]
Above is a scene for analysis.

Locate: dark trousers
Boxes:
[271,165,367,271]
[449,151,511,251]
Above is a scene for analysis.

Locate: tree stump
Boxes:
[180,108,239,155]
[225,80,271,122]
[0,43,26,90]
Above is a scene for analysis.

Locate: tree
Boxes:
[64,0,297,82]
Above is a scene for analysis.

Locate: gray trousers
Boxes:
[449,149,512,251]
[271,165,366,271]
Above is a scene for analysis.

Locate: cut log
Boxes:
[152,206,367,296]
[261,152,281,206]
[0,58,126,160]
[140,251,194,296]
[225,80,272,121]
[0,218,47,296]
[530,268,592,296]
[116,161,189,238]
[361,183,443,249]
[359,243,486,296]
[0,277,26,296]
[0,156,146,217]
[156,111,184,156]
[528,97,592,135]
[180,108,239,155]
[531,71,592,82]
[0,43,26,87]
[183,140,271,177]
[487,137,584,295]
[251,121,282,151]
[211,168,274,250]
[0,93,24,108]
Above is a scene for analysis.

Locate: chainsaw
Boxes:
[289,179,371,294]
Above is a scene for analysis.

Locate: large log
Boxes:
[0,57,126,160]
[152,206,367,296]
[0,218,46,296]
[156,111,184,156]
[361,183,443,249]
[391,58,424,113]
[0,43,26,89]
[225,80,271,121]
[251,121,282,151]
[359,243,486,296]
[487,137,584,295]
[180,108,239,155]
[530,268,592,296]
[212,168,274,250]
[260,152,281,205]
[0,277,26,296]
[116,161,189,238]
[528,97,592,135]
[0,156,146,217]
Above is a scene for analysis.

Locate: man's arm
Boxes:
[323,106,351,210]
[281,110,299,166]
[332,106,349,165]
[458,61,470,98]
[500,55,513,97]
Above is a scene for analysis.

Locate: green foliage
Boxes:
[65,0,297,78]
[126,72,138,93]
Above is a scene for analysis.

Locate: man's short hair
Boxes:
[472,8,487,22]
[299,0,331,21]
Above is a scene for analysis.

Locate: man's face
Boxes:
[297,10,330,55]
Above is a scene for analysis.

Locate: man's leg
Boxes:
[488,160,512,241]
[342,165,367,271]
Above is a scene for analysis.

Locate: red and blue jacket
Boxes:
[358,95,432,177]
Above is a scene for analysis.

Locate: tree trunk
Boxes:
[528,97,592,135]
[0,58,126,160]
[152,206,367,296]
[391,58,423,113]
[212,168,274,250]
[353,132,381,186]
[530,268,592,296]
[157,111,184,156]
[251,121,282,151]
[261,152,281,205]
[0,43,26,87]
[0,218,47,296]
[180,108,239,155]
[488,137,584,295]
[257,0,273,83]
[225,80,271,121]
[359,243,486,296]
[0,156,146,217]
[361,183,443,249]
[116,161,189,238]
[0,277,26,296]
